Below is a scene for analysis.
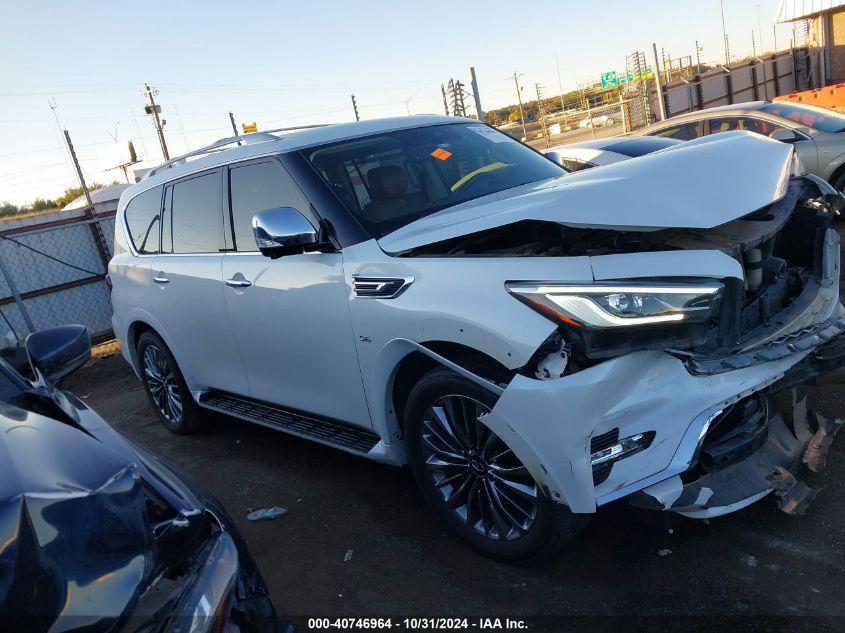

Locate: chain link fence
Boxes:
[0,212,115,347]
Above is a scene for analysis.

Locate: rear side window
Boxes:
[162,171,224,254]
[652,122,700,141]
[124,186,162,254]
[228,160,313,252]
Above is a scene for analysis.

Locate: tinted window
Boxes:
[707,117,785,136]
[162,172,223,254]
[229,160,311,252]
[760,102,845,133]
[124,186,162,254]
[303,123,564,238]
[604,137,680,157]
[652,123,700,141]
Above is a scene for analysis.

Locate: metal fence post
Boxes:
[0,249,35,334]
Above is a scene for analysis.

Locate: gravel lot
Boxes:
[65,287,845,632]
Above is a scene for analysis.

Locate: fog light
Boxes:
[590,432,655,466]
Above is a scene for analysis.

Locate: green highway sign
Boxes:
[602,66,654,87]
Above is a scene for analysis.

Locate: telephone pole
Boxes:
[142,84,169,161]
[229,112,239,136]
[468,67,484,121]
[535,83,549,147]
[441,85,450,116]
[507,71,528,142]
[63,129,111,268]
[351,94,360,121]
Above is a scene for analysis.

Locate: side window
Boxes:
[162,171,224,254]
[560,158,594,172]
[742,118,785,136]
[228,160,313,252]
[124,186,162,254]
[653,123,700,141]
[707,117,742,134]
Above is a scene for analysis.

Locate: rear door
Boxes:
[220,157,371,429]
[150,168,249,394]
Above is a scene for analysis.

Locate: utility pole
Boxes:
[468,67,484,121]
[720,0,730,66]
[507,71,528,142]
[652,43,667,121]
[229,112,239,136]
[63,129,111,269]
[695,40,702,75]
[351,94,360,121]
[555,54,566,113]
[535,83,549,147]
[142,84,169,161]
[441,85,449,116]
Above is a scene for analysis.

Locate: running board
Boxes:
[199,391,380,454]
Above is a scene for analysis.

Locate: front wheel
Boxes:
[404,367,588,563]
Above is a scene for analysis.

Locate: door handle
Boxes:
[153,274,170,284]
[225,277,252,288]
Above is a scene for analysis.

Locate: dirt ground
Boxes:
[64,337,845,630]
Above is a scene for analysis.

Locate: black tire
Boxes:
[137,331,205,435]
[404,366,588,564]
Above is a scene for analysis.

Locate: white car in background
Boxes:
[544,136,682,171]
[579,114,615,128]
[110,118,845,563]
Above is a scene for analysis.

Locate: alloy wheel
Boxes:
[143,345,183,424]
[420,394,539,541]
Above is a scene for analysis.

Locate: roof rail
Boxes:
[142,123,331,180]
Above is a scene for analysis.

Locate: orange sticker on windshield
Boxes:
[431,147,452,160]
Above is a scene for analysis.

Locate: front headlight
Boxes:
[506,282,723,328]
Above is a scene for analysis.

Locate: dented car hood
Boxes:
[378,131,794,254]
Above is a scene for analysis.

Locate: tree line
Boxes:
[0,183,108,219]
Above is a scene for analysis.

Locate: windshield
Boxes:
[301,122,565,238]
[759,102,845,133]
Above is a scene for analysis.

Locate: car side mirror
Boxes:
[25,324,91,386]
[544,150,562,166]
[769,128,801,143]
[252,207,320,259]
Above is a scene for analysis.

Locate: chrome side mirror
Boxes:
[25,324,91,386]
[252,207,319,258]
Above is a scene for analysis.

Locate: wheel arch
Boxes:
[125,317,197,392]
[371,339,515,452]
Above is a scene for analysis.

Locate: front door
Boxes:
[220,158,371,429]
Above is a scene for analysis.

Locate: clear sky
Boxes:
[0,0,787,205]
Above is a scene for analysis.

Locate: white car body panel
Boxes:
[378,132,793,253]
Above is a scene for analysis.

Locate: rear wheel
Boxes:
[137,331,205,435]
[404,367,588,563]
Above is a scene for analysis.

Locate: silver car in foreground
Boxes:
[640,101,845,192]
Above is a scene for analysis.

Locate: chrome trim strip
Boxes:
[352,275,414,299]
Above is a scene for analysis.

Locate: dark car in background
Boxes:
[0,325,290,633]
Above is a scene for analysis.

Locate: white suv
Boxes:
[111,117,845,562]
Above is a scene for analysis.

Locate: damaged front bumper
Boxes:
[481,313,845,518]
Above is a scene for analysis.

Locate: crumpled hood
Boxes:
[377,131,794,253]
[0,401,153,629]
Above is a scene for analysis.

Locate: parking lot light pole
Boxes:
[508,71,528,142]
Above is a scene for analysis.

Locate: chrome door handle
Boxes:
[153,275,170,284]
[225,277,252,288]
